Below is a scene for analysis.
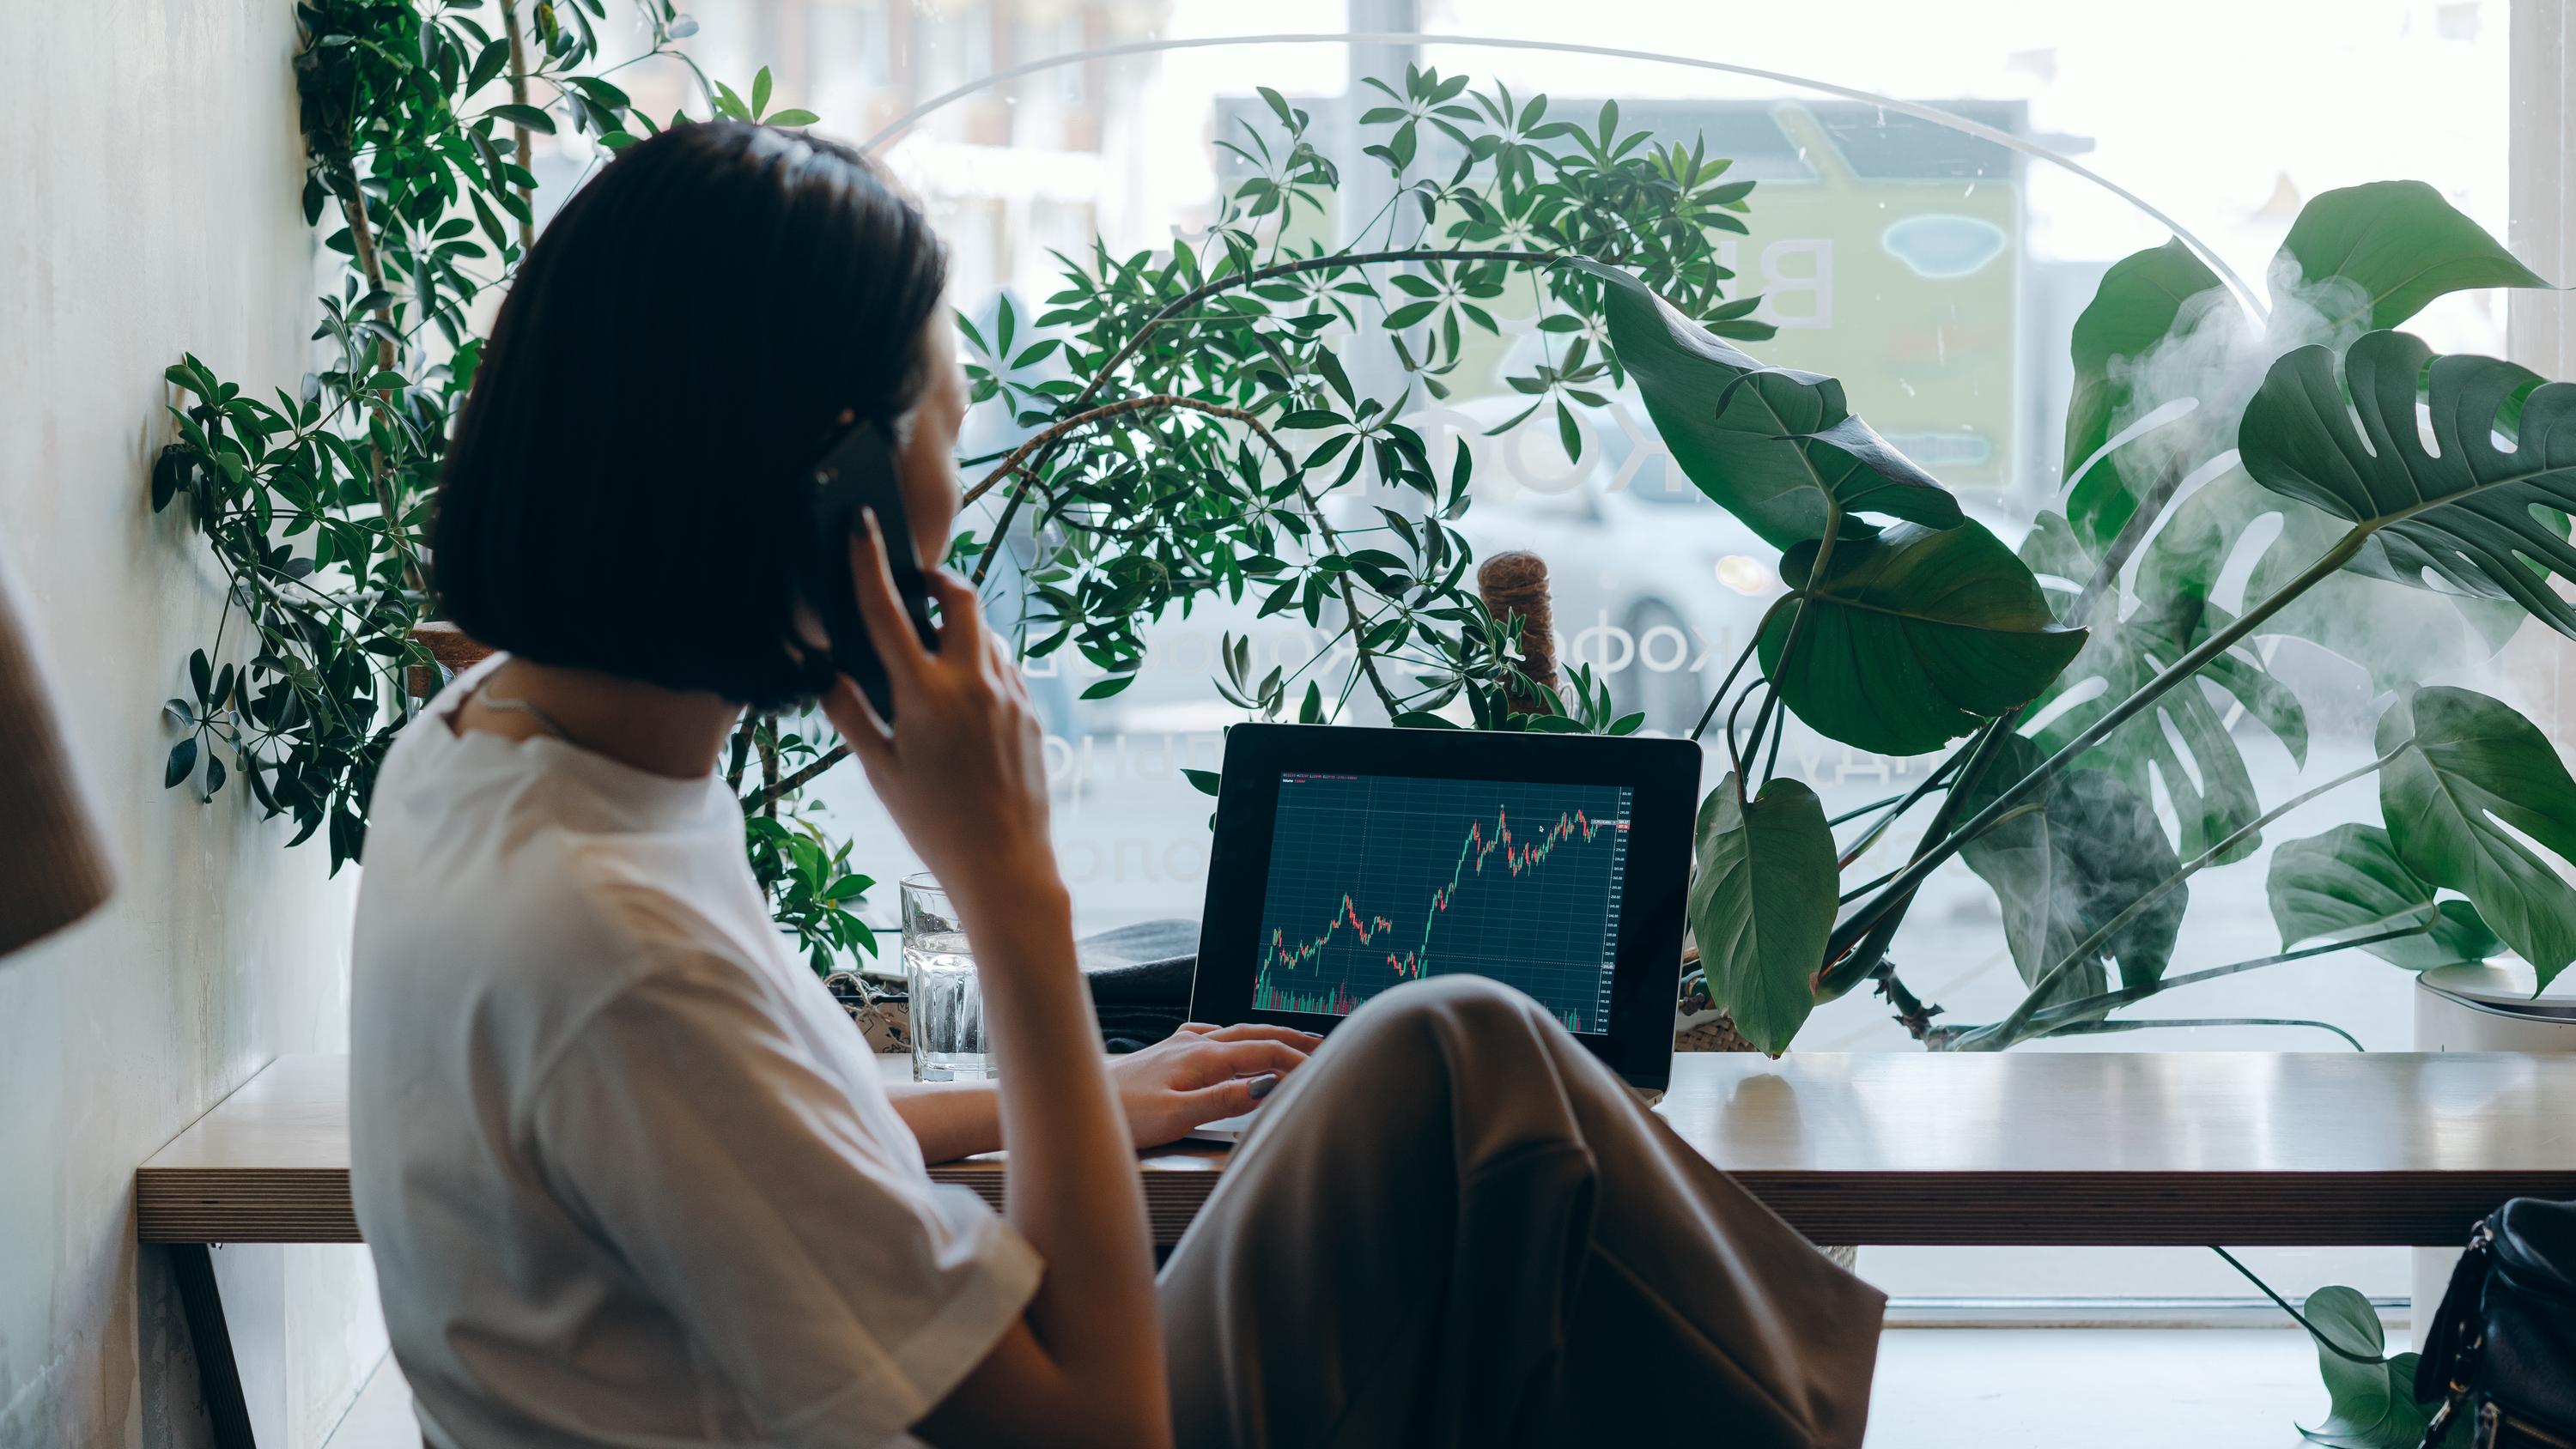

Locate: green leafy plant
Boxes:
[1597,180,2567,1060]
[756,69,1781,808]
[152,41,1783,974]
[150,0,874,973]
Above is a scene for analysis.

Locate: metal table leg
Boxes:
[169,1244,258,1449]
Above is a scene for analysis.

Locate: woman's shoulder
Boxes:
[354,761,775,1065]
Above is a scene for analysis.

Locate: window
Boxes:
[768,0,2543,1310]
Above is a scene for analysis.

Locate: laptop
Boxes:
[1182,723,1702,1138]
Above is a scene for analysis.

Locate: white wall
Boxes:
[0,3,377,1446]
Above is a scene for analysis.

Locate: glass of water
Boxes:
[902,875,989,1082]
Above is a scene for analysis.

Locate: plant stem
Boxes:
[1814,715,2014,1004]
[964,247,1564,579]
[1835,749,1968,868]
[330,185,429,596]
[962,394,1296,512]
[1689,602,1781,743]
[1873,963,1942,1037]
[2044,1017,2366,1050]
[756,725,779,822]
[1832,528,2370,997]
[1838,864,1905,905]
[498,0,538,252]
[1741,509,1844,787]
[756,737,845,810]
[2209,1246,2397,1365]
[1944,746,2398,1052]
[1291,477,1404,718]
[1995,923,2433,1037]
[1826,790,1912,828]
[2076,449,2195,605]
[1722,679,1767,779]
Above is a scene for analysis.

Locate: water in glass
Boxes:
[902,876,990,1081]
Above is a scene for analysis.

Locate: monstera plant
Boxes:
[1629,180,2565,1061]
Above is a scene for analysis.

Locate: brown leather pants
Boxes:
[1159,975,1885,1448]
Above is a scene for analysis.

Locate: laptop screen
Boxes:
[1248,772,1636,1036]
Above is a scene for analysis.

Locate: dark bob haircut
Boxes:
[432,120,946,710]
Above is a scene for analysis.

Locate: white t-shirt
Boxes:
[350,658,1039,1448]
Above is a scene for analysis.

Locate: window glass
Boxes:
[634,0,2534,1304]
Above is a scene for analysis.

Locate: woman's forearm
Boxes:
[957,879,1170,1443]
[885,1082,1003,1163]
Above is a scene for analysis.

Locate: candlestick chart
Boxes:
[1249,773,1629,1034]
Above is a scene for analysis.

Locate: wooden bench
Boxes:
[140,1050,2576,1447]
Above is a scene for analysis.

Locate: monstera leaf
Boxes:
[2062,239,2239,554]
[2137,469,2528,691]
[2025,512,2308,864]
[2063,181,2549,559]
[2240,330,2576,634]
[2296,1287,2458,1449]
[1577,258,1962,549]
[1688,773,1837,1054]
[1758,522,2086,757]
[2281,179,2550,332]
[2267,822,2500,971]
[2378,686,2576,989]
[1953,734,2186,1004]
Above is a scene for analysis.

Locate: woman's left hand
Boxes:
[1108,1023,1321,1148]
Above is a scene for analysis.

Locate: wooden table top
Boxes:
[137,1051,2576,1248]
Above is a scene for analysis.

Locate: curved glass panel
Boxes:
[619,0,2523,1306]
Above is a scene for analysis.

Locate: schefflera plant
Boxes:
[1641,179,2571,1059]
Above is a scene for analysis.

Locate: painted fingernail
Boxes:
[1245,1073,1279,1100]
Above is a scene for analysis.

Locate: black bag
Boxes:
[2415,1197,2576,1447]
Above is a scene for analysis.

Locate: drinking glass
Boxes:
[902,875,990,1082]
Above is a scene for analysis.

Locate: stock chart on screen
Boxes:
[1249,773,1631,1034]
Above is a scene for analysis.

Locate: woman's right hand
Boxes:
[823,509,1061,924]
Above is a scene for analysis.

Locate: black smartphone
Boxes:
[805,417,939,721]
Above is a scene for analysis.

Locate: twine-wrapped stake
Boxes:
[1476,549,1559,714]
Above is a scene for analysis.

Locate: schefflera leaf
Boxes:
[1759,522,2087,757]
[2266,822,2500,972]
[1574,258,1963,549]
[2378,686,2576,990]
[1687,773,1838,1054]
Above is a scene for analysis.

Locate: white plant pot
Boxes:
[2409,961,2576,1331]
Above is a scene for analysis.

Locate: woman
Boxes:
[349,120,1882,1449]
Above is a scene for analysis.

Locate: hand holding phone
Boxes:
[825,517,1062,931]
[806,417,939,720]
